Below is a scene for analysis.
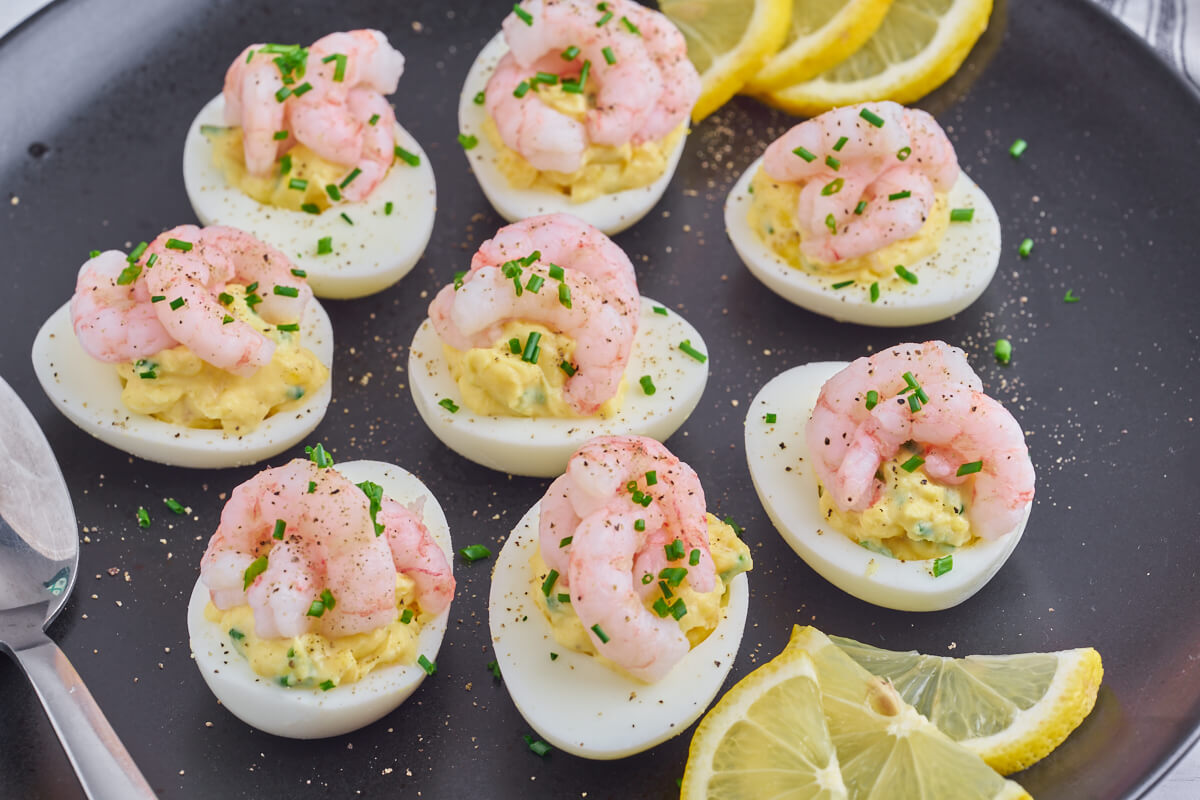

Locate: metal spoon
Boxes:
[0,375,155,799]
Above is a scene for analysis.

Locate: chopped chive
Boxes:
[280,154,293,175]
[765,412,777,423]
[513,80,531,98]
[641,573,653,585]
[521,331,542,363]
[339,168,361,189]
[688,548,700,566]
[894,265,919,284]
[950,208,975,222]
[473,90,486,105]
[277,322,301,333]
[908,394,923,412]
[559,536,573,548]
[645,471,657,486]
[831,279,855,290]
[525,274,545,293]
[273,130,288,141]
[533,71,558,85]
[900,454,925,472]
[136,506,150,528]
[634,519,646,532]
[870,282,880,302]
[591,624,610,643]
[165,238,192,252]
[151,295,166,303]
[1009,138,1028,158]
[273,285,300,297]
[596,10,613,26]
[246,293,262,308]
[128,241,148,262]
[340,212,353,225]
[307,481,316,493]
[243,555,268,589]
[164,498,185,515]
[639,375,656,395]
[833,136,848,152]
[438,397,459,413]
[384,201,394,215]
[888,190,911,201]
[354,480,384,536]
[903,372,919,390]
[664,538,685,560]
[548,264,565,281]
[562,45,580,60]
[89,249,101,258]
[620,15,639,34]
[229,628,244,641]
[116,264,142,285]
[825,154,841,171]
[559,360,576,377]
[821,178,844,196]
[147,253,158,268]
[792,146,816,163]
[272,519,286,540]
[328,53,347,82]
[859,108,885,127]
[169,297,185,311]
[932,554,954,577]
[222,314,234,324]
[418,655,436,675]
[274,86,291,103]
[652,597,670,618]
[1064,289,1080,303]
[487,659,501,679]
[315,236,333,255]
[670,599,688,621]
[659,567,688,587]
[301,202,320,214]
[400,608,414,624]
[865,390,879,410]
[305,443,333,468]
[524,735,552,757]
[288,178,308,191]
[325,183,342,202]
[994,338,1012,364]
[854,200,867,215]
[1018,238,1034,258]
[290,268,307,278]
[368,113,380,126]
[825,213,837,234]
[652,305,667,315]
[541,569,559,595]
[319,679,335,691]
[460,544,492,563]
[458,133,478,150]
[897,146,912,161]
[679,339,707,363]
[508,337,521,354]
[513,3,534,25]
[602,46,616,64]
[558,282,572,308]
[291,82,313,98]
[957,460,984,476]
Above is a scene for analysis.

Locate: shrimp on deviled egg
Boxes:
[183,30,436,298]
[459,0,700,233]
[726,102,1003,326]
[409,213,708,477]
[188,450,455,739]
[745,341,1035,612]
[489,435,753,758]
[32,225,333,468]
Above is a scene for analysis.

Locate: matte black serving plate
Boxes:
[1,0,1197,797]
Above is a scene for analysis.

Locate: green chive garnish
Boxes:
[645,471,657,486]
[301,202,320,214]
[164,498,185,515]
[664,538,685,561]
[272,519,286,540]
[894,265,918,284]
[854,200,867,215]
[950,208,975,222]
[525,274,545,293]
[908,394,922,413]
[458,133,478,150]
[602,46,616,64]
[288,178,308,192]
[243,555,268,589]
[688,548,701,566]
[558,282,572,308]
[165,238,192,252]
[320,680,335,691]
[900,454,925,472]
[304,442,334,468]
[400,608,414,624]
[277,322,300,332]
[653,305,667,315]
[534,71,558,85]
[89,249,101,258]
[116,264,142,285]
[438,398,459,413]
[222,314,234,325]
[280,154,293,175]
[273,130,288,141]
[897,146,912,161]
[679,340,707,363]
[473,90,486,104]
[317,236,333,254]
[641,573,653,585]
[765,413,777,423]
[659,567,688,587]
[670,599,688,621]
[339,168,361,189]
[460,544,492,563]
[821,178,844,196]
[888,190,911,201]
[524,735,552,756]
[1018,238,1033,258]
[825,154,840,171]
[541,569,558,596]
[508,337,521,354]
[559,536,573,548]
[229,628,244,641]
[418,655,436,675]
[932,554,953,577]
[591,624,610,643]
[1064,289,1080,303]
[860,108,885,127]
[368,113,380,126]
[831,279,855,289]
[634,519,646,532]
[385,201,394,215]
[562,45,580,60]
[169,297,185,311]
[521,332,542,363]
[1009,138,1028,158]
[652,597,670,617]
[870,282,880,302]
[792,146,816,162]
[290,268,306,278]
[136,507,150,528]
[325,183,342,202]
[639,375,656,395]
[833,136,848,151]
[620,15,640,34]
[151,295,166,303]
[513,80,531,98]
[825,213,837,234]
[865,390,878,410]
[513,3,534,25]
[273,285,299,297]
[994,339,1012,364]
[340,212,353,225]
[291,82,313,98]
[488,660,501,679]
[957,460,983,476]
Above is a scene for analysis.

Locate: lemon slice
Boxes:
[681,648,847,800]
[761,0,993,116]
[745,0,895,92]
[658,0,792,122]
[832,635,1104,775]
[788,626,1031,800]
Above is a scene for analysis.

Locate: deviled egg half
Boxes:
[489,435,753,759]
[189,454,455,739]
[183,30,435,299]
[458,0,700,234]
[32,225,332,469]
[726,102,1002,326]
[745,341,1034,612]
[409,213,708,477]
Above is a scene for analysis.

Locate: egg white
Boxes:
[488,500,749,759]
[31,297,333,469]
[725,157,1002,326]
[188,459,453,740]
[183,95,436,300]
[458,32,688,236]
[744,362,1029,612]
[408,297,708,478]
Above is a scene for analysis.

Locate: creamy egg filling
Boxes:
[203,125,387,212]
[530,514,752,677]
[819,448,973,561]
[205,574,425,689]
[441,321,624,418]
[117,284,328,434]
[482,82,685,203]
[746,167,950,281]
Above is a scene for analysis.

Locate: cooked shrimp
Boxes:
[488,0,698,171]
[378,497,455,616]
[341,88,397,203]
[430,215,639,415]
[70,251,176,362]
[141,224,307,377]
[223,46,288,175]
[806,341,1033,540]
[761,102,959,263]
[539,435,716,682]
[200,458,455,640]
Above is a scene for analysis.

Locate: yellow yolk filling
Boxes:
[530,514,753,678]
[441,321,624,418]
[203,125,369,212]
[204,575,424,689]
[482,83,686,203]
[819,451,973,561]
[746,166,950,281]
[117,284,328,434]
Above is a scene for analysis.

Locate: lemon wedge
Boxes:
[788,626,1031,799]
[658,0,792,122]
[761,0,993,116]
[745,0,895,92]
[833,635,1104,775]
[681,648,847,800]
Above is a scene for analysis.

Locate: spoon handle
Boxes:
[13,635,157,800]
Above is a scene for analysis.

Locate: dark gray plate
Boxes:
[1,0,1197,797]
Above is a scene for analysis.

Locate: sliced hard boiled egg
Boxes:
[458,32,687,236]
[725,157,1002,326]
[188,459,452,739]
[183,95,436,299]
[488,500,749,759]
[744,362,1028,612]
[31,298,333,469]
[408,298,708,477]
